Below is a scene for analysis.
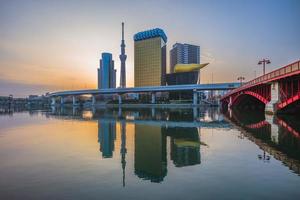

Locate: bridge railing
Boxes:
[222,60,300,99]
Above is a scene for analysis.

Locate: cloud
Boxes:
[200,51,216,64]
[0,79,58,97]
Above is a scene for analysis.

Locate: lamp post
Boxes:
[258,59,271,75]
[237,76,245,85]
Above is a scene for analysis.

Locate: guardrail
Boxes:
[222,60,300,99]
[49,83,241,97]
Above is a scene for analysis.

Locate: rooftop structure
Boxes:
[134,28,167,43]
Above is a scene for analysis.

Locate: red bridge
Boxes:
[221,60,300,114]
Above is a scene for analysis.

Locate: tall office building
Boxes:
[119,22,127,88]
[98,53,116,89]
[170,43,200,73]
[134,28,167,87]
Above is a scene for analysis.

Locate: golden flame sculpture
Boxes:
[174,63,209,73]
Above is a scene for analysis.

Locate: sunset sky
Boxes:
[0,0,299,97]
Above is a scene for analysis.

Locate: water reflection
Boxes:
[98,120,116,158]
[2,106,300,199]
[225,109,300,174]
[2,105,300,185]
[46,106,219,183]
[8,106,300,178]
[164,127,201,167]
[135,124,167,182]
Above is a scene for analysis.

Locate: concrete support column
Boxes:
[118,106,122,118]
[265,115,279,144]
[265,82,279,115]
[229,108,232,119]
[51,97,56,106]
[193,107,198,119]
[151,92,156,104]
[193,90,198,106]
[60,96,65,105]
[72,96,77,106]
[72,106,77,116]
[228,96,233,108]
[118,94,122,105]
[151,107,155,118]
[51,105,56,113]
[92,95,96,106]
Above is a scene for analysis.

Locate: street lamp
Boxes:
[237,76,245,85]
[258,58,271,75]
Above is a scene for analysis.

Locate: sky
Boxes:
[0,0,299,97]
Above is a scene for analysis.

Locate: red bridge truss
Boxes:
[221,60,300,114]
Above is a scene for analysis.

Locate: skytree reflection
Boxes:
[120,121,127,187]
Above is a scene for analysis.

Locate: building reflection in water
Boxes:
[52,106,300,178]
[98,120,116,158]
[134,124,203,183]
[163,127,201,167]
[134,124,167,183]
[97,112,204,183]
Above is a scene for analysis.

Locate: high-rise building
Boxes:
[134,28,167,87]
[170,43,200,73]
[98,53,116,89]
[119,22,127,88]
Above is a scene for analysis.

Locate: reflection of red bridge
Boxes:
[245,120,269,129]
[245,118,300,140]
[221,60,300,114]
[277,118,300,139]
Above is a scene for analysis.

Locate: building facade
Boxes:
[134,28,167,87]
[170,43,200,73]
[166,71,199,85]
[98,53,116,89]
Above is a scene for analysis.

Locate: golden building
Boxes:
[134,28,167,87]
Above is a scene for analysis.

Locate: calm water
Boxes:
[0,106,300,200]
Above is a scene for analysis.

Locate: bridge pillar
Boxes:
[193,90,198,106]
[60,96,65,105]
[151,107,155,118]
[51,97,56,106]
[118,106,122,118]
[265,115,279,144]
[118,94,122,105]
[193,107,198,119]
[72,106,77,116]
[51,105,56,113]
[92,95,96,106]
[72,96,77,106]
[151,92,156,104]
[228,96,233,108]
[265,82,279,115]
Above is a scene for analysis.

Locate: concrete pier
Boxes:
[60,97,65,105]
[92,95,96,106]
[265,82,279,115]
[51,97,56,106]
[193,90,198,106]
[118,94,122,105]
[72,96,77,106]
[151,92,156,104]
